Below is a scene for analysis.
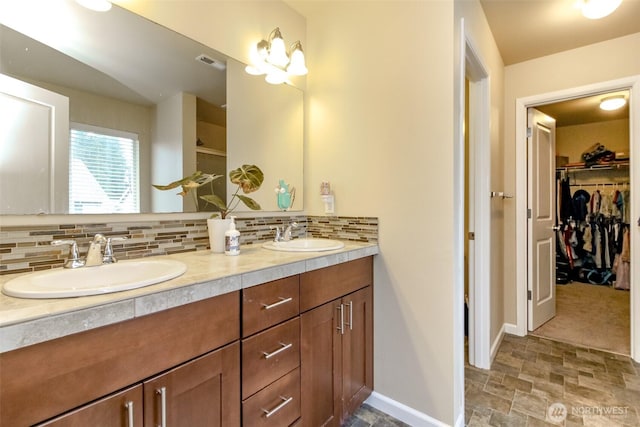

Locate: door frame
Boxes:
[514,76,640,362]
[462,26,492,370]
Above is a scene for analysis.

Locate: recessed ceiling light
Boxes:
[75,0,112,12]
[599,95,626,111]
[577,0,622,19]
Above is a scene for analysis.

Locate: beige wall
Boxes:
[113,0,306,89]
[290,1,457,422]
[503,33,640,325]
[557,119,630,163]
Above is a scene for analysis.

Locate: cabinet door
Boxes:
[143,342,240,427]
[341,286,373,419]
[300,300,342,427]
[37,385,143,427]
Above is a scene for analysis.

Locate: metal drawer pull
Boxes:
[124,401,134,427]
[156,387,167,427]
[262,342,293,359]
[261,297,293,310]
[262,396,293,418]
[337,304,344,335]
[345,301,353,330]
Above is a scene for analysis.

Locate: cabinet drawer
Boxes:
[242,317,300,399]
[300,257,372,312]
[243,275,300,337]
[242,367,300,427]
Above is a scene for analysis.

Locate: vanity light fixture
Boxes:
[576,0,622,19]
[75,0,112,12]
[245,27,308,84]
[599,95,626,111]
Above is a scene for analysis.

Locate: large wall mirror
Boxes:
[0,0,303,216]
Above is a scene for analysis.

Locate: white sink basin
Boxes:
[262,238,345,252]
[2,259,187,299]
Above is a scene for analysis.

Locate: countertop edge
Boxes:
[0,242,378,353]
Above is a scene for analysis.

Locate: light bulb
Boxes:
[287,42,308,76]
[265,69,288,84]
[268,30,289,67]
[599,96,626,111]
[75,0,112,12]
[580,0,622,19]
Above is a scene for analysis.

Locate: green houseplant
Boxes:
[153,165,264,253]
[152,164,264,218]
[199,164,264,219]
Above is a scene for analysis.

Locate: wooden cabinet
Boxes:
[241,276,301,426]
[38,385,143,427]
[3,292,240,427]
[143,342,240,427]
[1,256,374,427]
[299,258,373,427]
[37,343,240,427]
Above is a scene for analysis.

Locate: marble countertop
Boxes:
[0,241,378,353]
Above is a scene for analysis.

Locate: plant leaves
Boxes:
[199,194,227,212]
[229,165,264,194]
[153,171,222,196]
[237,195,261,210]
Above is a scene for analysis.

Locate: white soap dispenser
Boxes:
[225,216,240,256]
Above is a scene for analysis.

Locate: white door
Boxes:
[0,73,69,214]
[527,108,557,330]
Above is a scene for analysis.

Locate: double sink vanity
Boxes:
[0,238,377,426]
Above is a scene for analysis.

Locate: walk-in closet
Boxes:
[533,91,631,355]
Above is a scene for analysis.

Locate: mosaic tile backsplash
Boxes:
[0,216,378,275]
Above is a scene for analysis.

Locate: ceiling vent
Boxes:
[196,54,226,71]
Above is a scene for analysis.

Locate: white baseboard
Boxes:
[504,322,521,336]
[365,391,451,427]
[490,324,506,363]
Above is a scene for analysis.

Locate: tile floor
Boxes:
[343,404,410,426]
[466,334,640,426]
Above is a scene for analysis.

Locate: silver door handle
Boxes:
[337,304,344,335]
[344,301,353,330]
[262,342,293,359]
[156,387,167,427]
[262,396,293,418]
[552,225,561,231]
[261,297,293,310]
[124,401,134,427]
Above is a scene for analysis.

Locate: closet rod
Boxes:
[568,182,629,187]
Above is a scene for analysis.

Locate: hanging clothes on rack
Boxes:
[555,172,631,288]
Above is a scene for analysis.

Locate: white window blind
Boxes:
[69,123,140,213]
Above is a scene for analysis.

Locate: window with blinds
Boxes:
[69,123,140,214]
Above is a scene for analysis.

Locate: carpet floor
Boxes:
[532,282,630,355]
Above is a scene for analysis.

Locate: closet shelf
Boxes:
[556,161,629,172]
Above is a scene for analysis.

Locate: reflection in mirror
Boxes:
[0,0,303,215]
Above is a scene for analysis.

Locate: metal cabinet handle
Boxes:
[261,297,293,310]
[156,387,167,427]
[344,301,353,330]
[262,342,293,359]
[124,401,134,427]
[337,304,344,335]
[262,396,293,418]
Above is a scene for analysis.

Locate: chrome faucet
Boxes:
[271,222,298,242]
[84,234,107,266]
[283,222,299,241]
[51,239,85,269]
[51,234,128,268]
